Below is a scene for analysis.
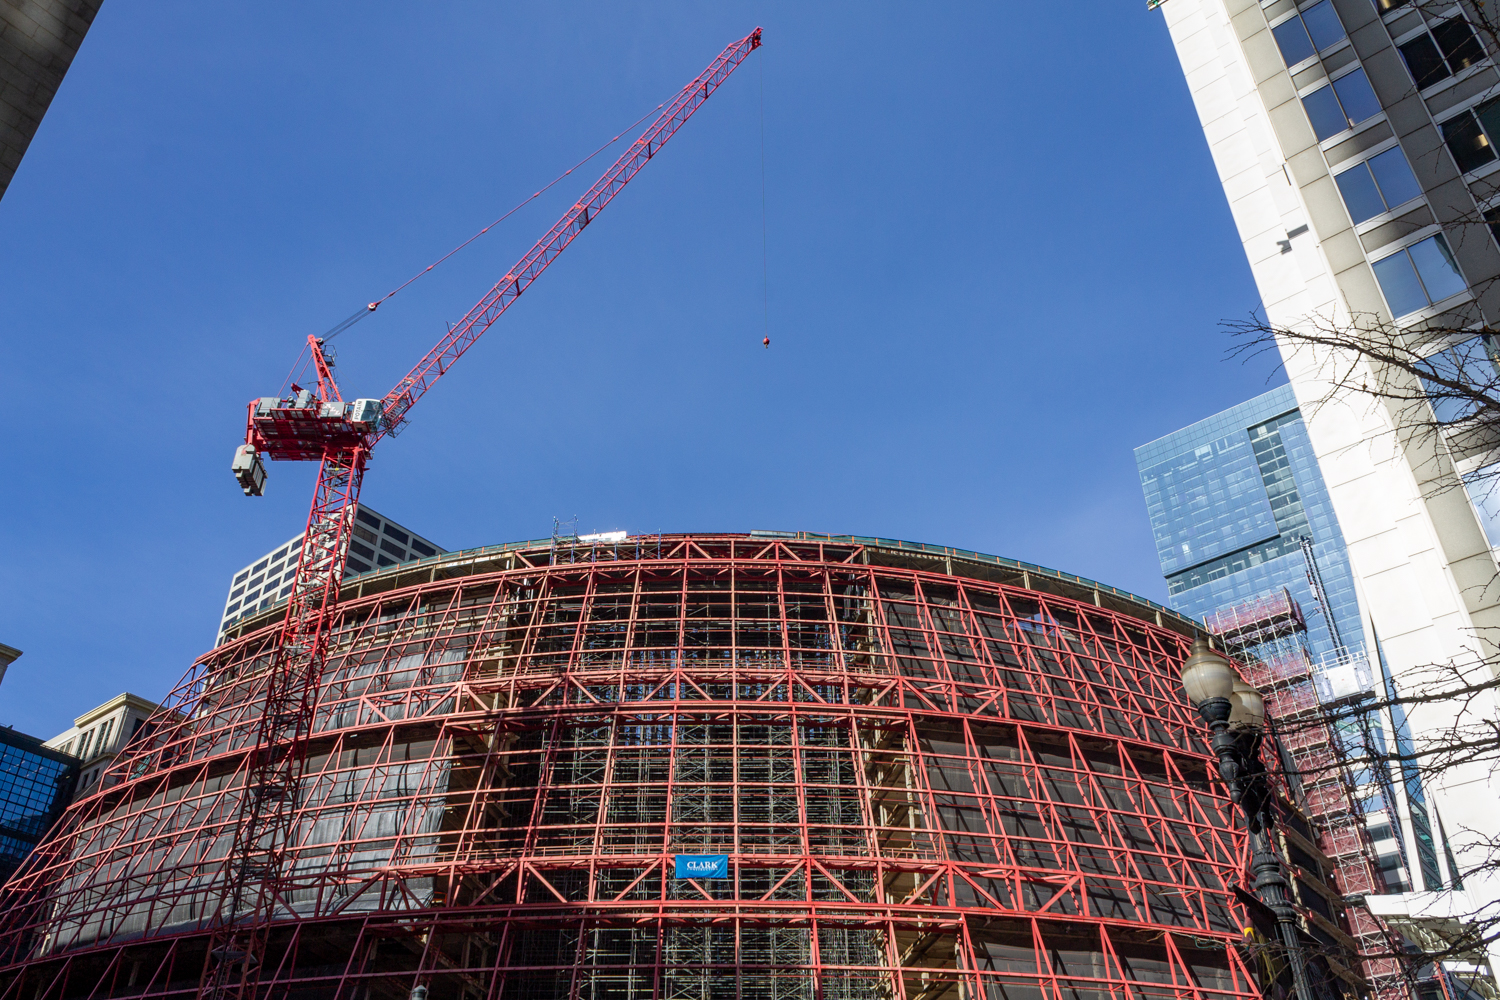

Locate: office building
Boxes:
[0,727,76,886]
[218,505,443,637]
[0,643,79,885]
[1156,0,1500,966]
[1137,385,1445,886]
[0,532,1362,998]
[43,693,163,796]
[1137,384,1362,661]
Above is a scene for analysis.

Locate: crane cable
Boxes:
[319,101,667,345]
[759,35,770,349]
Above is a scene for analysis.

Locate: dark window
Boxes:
[1400,19,1486,89]
[278,585,292,598]
[1441,97,1500,173]
[248,575,263,590]
[252,558,269,574]
[272,546,289,561]
[233,570,249,585]
[380,539,407,558]
[1400,34,1451,88]
[356,508,381,528]
[382,523,410,544]
[225,601,240,614]
[1485,206,1500,245]
[1373,0,1409,11]
[243,589,260,602]
[410,539,436,557]
[353,524,377,543]
[230,586,245,600]
[1442,112,1493,172]
[1334,145,1423,223]
[377,555,395,567]
[1303,69,1382,140]
[1434,19,1486,74]
[347,558,371,573]
[350,540,375,559]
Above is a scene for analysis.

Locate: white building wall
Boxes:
[1160,0,1500,958]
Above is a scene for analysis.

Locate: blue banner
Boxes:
[674,854,729,879]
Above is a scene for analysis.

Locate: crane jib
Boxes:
[373,26,762,440]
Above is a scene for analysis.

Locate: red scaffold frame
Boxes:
[0,535,1364,1000]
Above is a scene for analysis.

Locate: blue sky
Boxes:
[0,4,1278,737]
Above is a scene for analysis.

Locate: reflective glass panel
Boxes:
[1304,85,1350,140]
[1366,146,1422,208]
[1372,249,1428,316]
[1335,163,1386,223]
[1332,69,1382,125]
[1274,16,1316,65]
[1462,464,1500,546]
[1408,234,1466,302]
[1302,1,1346,49]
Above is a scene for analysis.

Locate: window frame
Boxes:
[1331,139,1426,229]
[1393,15,1489,93]
[1303,65,1385,143]
[1437,90,1500,177]
[1369,230,1471,321]
[1268,0,1349,70]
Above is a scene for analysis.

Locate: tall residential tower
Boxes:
[1158,0,1500,958]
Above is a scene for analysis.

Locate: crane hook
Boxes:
[762,337,770,349]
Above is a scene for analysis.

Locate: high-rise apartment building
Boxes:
[218,505,443,637]
[1157,0,1500,959]
[1137,385,1447,896]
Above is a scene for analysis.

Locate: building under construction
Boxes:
[0,531,1326,1000]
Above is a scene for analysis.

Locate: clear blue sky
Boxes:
[0,4,1279,737]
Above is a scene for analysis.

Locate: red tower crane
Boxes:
[208,28,762,999]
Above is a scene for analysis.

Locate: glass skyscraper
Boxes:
[1136,384,1444,896]
[1135,383,1361,663]
[0,728,77,885]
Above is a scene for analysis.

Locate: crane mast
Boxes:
[201,27,761,1000]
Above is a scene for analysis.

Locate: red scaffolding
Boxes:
[0,535,1312,1000]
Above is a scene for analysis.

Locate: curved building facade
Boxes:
[0,533,1264,1000]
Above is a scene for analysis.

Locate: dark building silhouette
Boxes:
[0,0,102,200]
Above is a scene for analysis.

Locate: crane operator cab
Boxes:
[232,393,384,496]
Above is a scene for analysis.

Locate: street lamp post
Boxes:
[1180,637,1317,1000]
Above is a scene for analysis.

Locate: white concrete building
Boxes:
[45,693,163,794]
[1155,0,1500,967]
[218,505,444,639]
